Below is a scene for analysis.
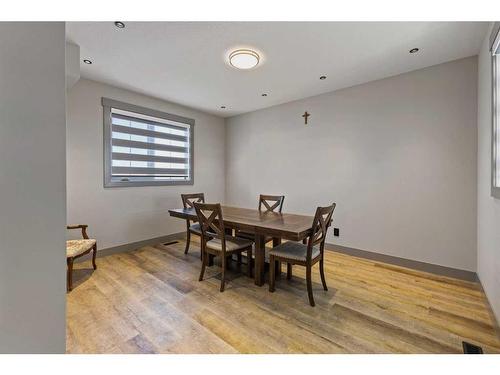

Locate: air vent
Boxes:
[163,240,179,246]
[462,341,483,354]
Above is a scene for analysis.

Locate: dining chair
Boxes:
[181,193,205,257]
[194,202,253,292]
[66,224,97,292]
[268,203,336,306]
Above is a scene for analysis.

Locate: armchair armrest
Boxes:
[67,224,89,239]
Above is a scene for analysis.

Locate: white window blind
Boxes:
[102,98,194,187]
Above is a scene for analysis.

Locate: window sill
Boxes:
[104,179,194,188]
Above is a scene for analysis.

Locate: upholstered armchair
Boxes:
[66,225,97,291]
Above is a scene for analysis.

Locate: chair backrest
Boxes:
[181,193,205,209]
[182,193,205,225]
[306,203,336,260]
[193,202,227,252]
[258,194,285,213]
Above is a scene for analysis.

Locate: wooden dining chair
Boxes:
[194,202,253,292]
[181,193,205,257]
[268,203,336,306]
[66,224,97,292]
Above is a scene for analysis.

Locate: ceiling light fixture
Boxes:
[261,93,268,97]
[220,106,226,109]
[229,49,260,70]
[83,59,93,64]
[409,48,419,54]
[319,75,327,80]
[114,21,125,28]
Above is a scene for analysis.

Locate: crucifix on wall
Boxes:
[302,111,310,125]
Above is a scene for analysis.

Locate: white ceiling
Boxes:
[66,22,488,118]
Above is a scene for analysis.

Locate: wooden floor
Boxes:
[67,239,500,353]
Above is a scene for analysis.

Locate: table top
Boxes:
[168,205,315,241]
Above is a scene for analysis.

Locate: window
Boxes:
[492,23,500,198]
[102,98,194,187]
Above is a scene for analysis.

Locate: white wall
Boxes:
[0,23,66,353]
[226,57,478,271]
[477,25,500,322]
[66,79,225,250]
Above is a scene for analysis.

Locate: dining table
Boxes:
[168,205,315,286]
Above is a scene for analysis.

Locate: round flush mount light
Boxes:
[83,59,93,64]
[319,75,327,80]
[229,49,260,70]
[114,21,126,29]
[409,48,419,54]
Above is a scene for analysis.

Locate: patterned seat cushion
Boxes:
[269,241,320,261]
[66,239,96,258]
[189,223,202,235]
[206,236,253,252]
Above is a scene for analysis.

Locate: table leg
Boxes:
[272,237,282,278]
[254,234,266,286]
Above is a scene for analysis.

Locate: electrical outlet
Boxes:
[333,228,339,237]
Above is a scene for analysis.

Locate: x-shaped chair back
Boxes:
[182,193,205,209]
[258,194,285,213]
[182,193,205,225]
[193,202,227,252]
[306,203,336,260]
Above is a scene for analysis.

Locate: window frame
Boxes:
[491,23,500,199]
[102,97,195,188]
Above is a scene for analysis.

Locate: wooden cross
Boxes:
[302,111,310,125]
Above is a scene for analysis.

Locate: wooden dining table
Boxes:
[168,205,315,286]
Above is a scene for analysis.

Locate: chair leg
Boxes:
[271,238,282,279]
[220,256,226,292]
[246,248,253,277]
[287,263,292,280]
[306,265,315,307]
[92,244,97,270]
[275,261,281,278]
[184,229,191,254]
[67,257,74,292]
[199,249,207,282]
[269,255,275,292]
[319,257,328,291]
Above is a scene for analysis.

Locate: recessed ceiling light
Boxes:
[409,48,419,54]
[114,21,125,29]
[261,93,268,97]
[220,106,226,109]
[83,59,92,65]
[229,49,260,70]
[320,75,327,80]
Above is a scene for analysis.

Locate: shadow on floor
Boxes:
[70,267,95,290]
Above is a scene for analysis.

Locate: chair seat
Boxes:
[66,239,96,258]
[189,223,202,235]
[269,241,320,262]
[206,236,253,252]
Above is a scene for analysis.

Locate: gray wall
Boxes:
[66,79,226,250]
[477,25,500,322]
[0,23,66,353]
[226,57,478,271]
